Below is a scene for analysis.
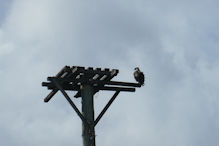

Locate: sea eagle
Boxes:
[134,67,145,86]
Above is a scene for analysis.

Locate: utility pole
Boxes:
[42,66,142,146]
[81,85,95,146]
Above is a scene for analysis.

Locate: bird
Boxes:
[134,67,145,86]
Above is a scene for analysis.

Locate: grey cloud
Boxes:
[0,0,219,146]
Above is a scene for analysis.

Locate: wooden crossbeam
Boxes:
[44,66,71,102]
[71,66,118,76]
[42,66,137,99]
[46,78,140,87]
[106,81,141,87]
[43,82,135,92]
[100,86,135,92]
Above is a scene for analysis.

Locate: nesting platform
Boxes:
[42,66,141,102]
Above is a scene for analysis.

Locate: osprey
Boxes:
[134,67,145,86]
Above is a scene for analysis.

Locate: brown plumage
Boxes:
[134,67,145,86]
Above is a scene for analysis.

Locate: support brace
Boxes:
[51,79,91,129]
[94,91,120,127]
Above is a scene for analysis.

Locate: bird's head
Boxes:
[134,67,140,71]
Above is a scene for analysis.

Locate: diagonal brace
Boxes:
[51,79,91,129]
[94,90,120,127]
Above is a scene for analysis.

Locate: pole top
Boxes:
[42,66,141,99]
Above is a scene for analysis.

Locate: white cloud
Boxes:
[0,0,219,146]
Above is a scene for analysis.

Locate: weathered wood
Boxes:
[95,68,101,71]
[88,67,93,70]
[43,66,70,102]
[94,91,120,126]
[51,79,90,128]
[74,69,118,98]
[44,67,78,102]
[100,86,135,92]
[44,91,58,102]
[46,82,135,92]
[100,75,107,81]
[92,74,99,80]
[42,82,50,87]
[81,85,95,146]
[56,66,70,77]
[104,68,110,72]
[47,75,139,86]
[48,86,80,91]
[72,66,85,71]
[106,81,141,87]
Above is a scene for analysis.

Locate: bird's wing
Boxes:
[139,72,145,83]
[134,71,139,81]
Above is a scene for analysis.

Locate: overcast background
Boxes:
[0,0,219,146]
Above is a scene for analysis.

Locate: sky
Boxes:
[0,0,219,146]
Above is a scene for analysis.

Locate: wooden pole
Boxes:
[81,85,96,146]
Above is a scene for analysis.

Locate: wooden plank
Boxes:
[94,91,120,126]
[110,69,119,77]
[104,68,110,72]
[46,77,86,85]
[44,67,79,102]
[72,66,85,70]
[99,86,135,92]
[44,66,71,102]
[95,68,101,71]
[47,84,80,91]
[85,70,111,76]
[91,69,119,94]
[74,67,115,76]
[42,82,50,87]
[92,68,106,81]
[106,81,141,87]
[46,78,140,88]
[44,67,122,100]
[100,75,107,81]
[46,83,135,92]
[69,66,81,78]
[85,67,97,80]
[51,79,90,128]
[56,66,70,77]
[88,67,93,70]
[95,74,104,80]
[92,74,99,80]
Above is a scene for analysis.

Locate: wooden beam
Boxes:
[51,79,90,128]
[43,67,78,102]
[94,91,120,126]
[44,82,135,92]
[43,66,70,102]
[45,83,80,91]
[106,81,141,87]
[56,66,70,77]
[99,86,135,92]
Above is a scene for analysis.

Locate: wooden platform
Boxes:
[42,66,141,101]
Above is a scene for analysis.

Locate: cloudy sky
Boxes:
[0,0,219,146]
